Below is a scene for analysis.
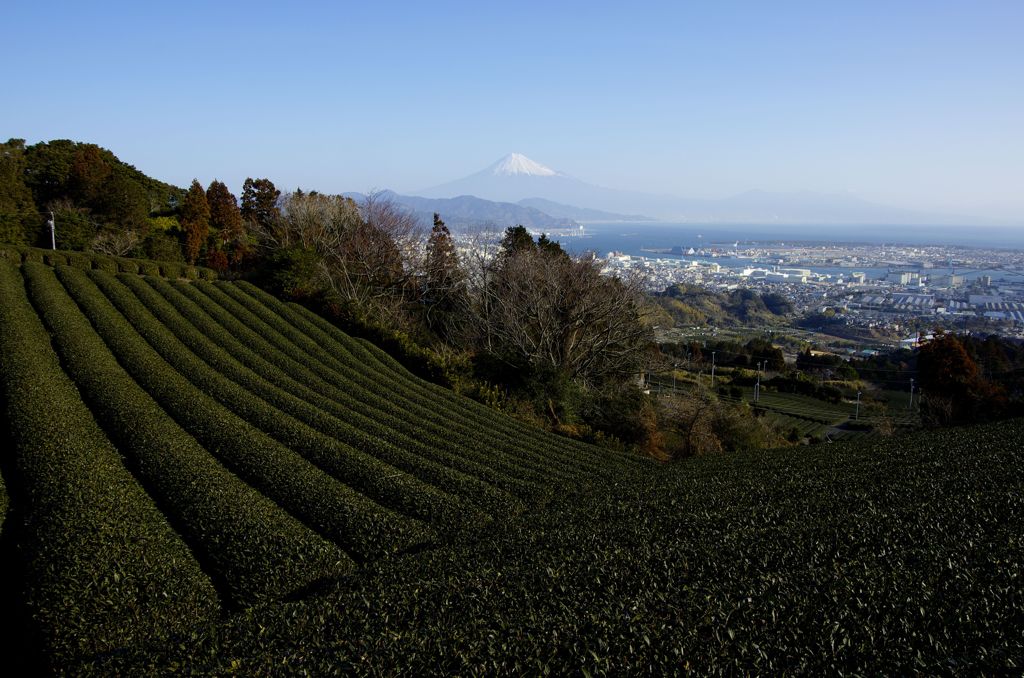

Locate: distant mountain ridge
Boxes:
[516,197,654,222]
[345,190,579,231]
[420,153,999,226]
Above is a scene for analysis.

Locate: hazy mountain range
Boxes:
[343,191,583,231]
[415,153,998,226]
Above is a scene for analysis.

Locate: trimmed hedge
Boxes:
[116,257,140,274]
[20,248,44,263]
[0,260,219,667]
[42,251,67,267]
[59,266,430,562]
[66,251,92,270]
[158,262,184,279]
[0,465,6,536]
[84,418,1024,676]
[90,254,118,273]
[138,260,161,276]
[294,293,637,472]
[0,247,219,279]
[24,262,353,608]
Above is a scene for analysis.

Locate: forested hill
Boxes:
[1,139,184,248]
[654,283,794,326]
[1,256,1021,673]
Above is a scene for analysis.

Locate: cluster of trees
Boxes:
[1,139,182,254]
[661,337,785,373]
[0,139,268,271]
[914,332,1022,426]
[262,203,656,445]
[653,283,793,327]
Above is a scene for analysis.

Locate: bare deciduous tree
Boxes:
[90,228,140,256]
[259,190,423,328]
[464,242,654,387]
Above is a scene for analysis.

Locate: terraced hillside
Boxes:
[0,259,640,671]
[1,259,1022,674]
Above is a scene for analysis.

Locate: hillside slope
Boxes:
[0,258,1021,674]
[0,259,638,672]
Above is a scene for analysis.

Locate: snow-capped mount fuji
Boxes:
[488,153,561,177]
[418,153,987,225]
[419,152,645,211]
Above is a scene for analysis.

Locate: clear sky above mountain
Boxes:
[3,1,1021,222]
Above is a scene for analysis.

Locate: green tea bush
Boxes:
[89,419,1024,676]
[138,261,161,276]
[26,263,353,607]
[20,248,44,263]
[116,257,140,274]
[90,254,118,273]
[0,260,218,667]
[65,251,92,270]
[158,262,184,279]
[0,468,6,536]
[42,251,67,267]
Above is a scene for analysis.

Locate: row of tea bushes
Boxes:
[220,281,592,488]
[59,267,431,562]
[0,261,219,668]
[169,279,546,513]
[143,277,509,526]
[119,273,491,536]
[0,245,216,279]
[23,263,352,608]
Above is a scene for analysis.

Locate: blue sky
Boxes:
[3,1,1022,220]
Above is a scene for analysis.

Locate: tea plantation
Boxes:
[0,258,1021,674]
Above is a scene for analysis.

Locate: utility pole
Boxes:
[755,362,761,403]
[855,390,861,420]
[908,377,915,410]
[711,351,717,387]
[672,363,677,393]
[48,211,56,249]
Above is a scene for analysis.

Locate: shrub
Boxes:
[116,257,140,274]
[138,261,161,276]
[152,277,520,524]
[43,250,68,267]
[21,248,44,263]
[209,281,591,492]
[65,251,92,270]
[90,254,118,273]
[158,262,184,279]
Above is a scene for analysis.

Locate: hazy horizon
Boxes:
[3,1,1022,224]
